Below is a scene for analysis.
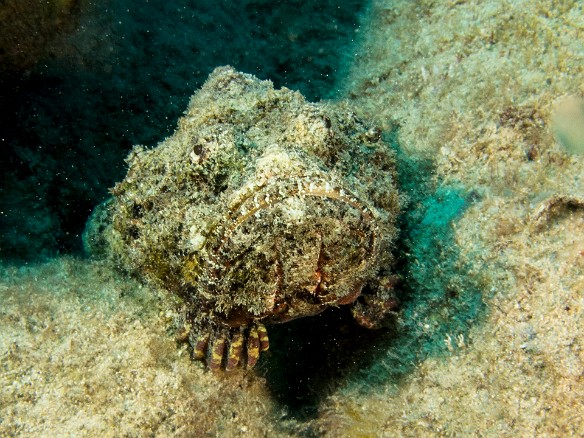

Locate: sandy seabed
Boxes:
[2,1,583,436]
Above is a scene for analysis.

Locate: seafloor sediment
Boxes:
[1,0,583,436]
[316,0,584,436]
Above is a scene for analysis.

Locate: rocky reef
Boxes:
[2,1,583,436]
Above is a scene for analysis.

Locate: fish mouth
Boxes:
[202,175,380,319]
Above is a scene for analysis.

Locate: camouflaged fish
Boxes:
[85,66,400,370]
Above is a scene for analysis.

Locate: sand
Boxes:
[1,1,583,436]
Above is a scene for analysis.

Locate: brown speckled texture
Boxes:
[3,1,584,436]
[86,66,401,370]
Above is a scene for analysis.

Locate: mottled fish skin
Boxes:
[87,66,400,370]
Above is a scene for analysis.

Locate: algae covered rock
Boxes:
[86,66,400,370]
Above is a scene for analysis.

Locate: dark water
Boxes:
[0,0,367,261]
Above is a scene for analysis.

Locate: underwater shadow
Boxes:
[258,306,398,422]
[258,134,487,422]
[0,0,368,262]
